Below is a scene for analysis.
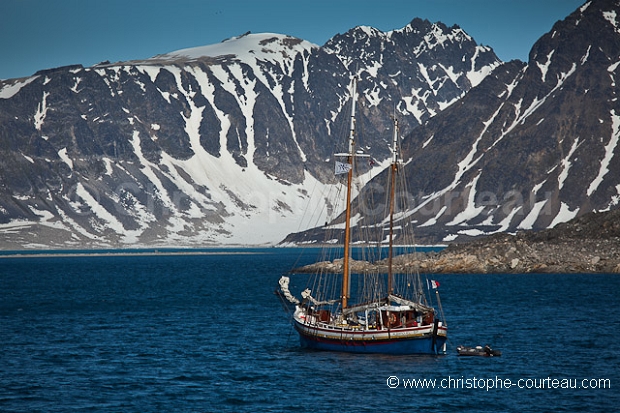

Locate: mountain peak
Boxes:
[530,0,620,65]
[153,32,318,64]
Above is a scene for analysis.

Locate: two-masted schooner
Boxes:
[278,77,447,355]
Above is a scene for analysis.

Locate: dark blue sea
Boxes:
[1,248,618,412]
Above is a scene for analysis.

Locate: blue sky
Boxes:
[2,0,585,80]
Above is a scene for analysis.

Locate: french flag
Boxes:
[429,279,440,289]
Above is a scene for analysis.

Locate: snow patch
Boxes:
[608,185,620,209]
[457,228,488,237]
[467,46,500,87]
[581,45,591,65]
[364,83,383,107]
[58,148,73,169]
[0,76,39,99]
[422,134,435,149]
[580,1,591,13]
[70,77,83,93]
[102,158,114,175]
[603,10,619,31]
[549,203,579,228]
[446,173,485,226]
[517,200,548,230]
[536,50,555,82]
[492,205,522,233]
[418,205,447,227]
[557,137,581,190]
[156,33,317,67]
[587,110,620,196]
[34,91,50,131]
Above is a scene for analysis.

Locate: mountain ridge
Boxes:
[0,19,500,249]
[283,0,620,246]
[3,1,620,250]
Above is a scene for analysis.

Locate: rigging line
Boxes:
[295,176,324,232]
[286,187,342,276]
[361,162,383,263]
[331,88,355,163]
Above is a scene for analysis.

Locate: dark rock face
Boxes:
[0,24,499,248]
[401,0,620,240]
[286,0,620,246]
[432,208,620,273]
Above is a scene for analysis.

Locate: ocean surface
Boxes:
[1,248,618,412]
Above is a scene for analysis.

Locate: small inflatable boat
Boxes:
[457,345,501,357]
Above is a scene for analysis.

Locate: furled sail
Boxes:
[279,276,339,306]
[278,276,299,304]
[301,288,339,306]
[388,294,433,313]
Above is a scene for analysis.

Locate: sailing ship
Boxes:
[278,77,447,355]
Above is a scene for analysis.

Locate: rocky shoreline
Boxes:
[295,209,620,274]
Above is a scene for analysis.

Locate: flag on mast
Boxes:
[428,279,440,289]
[335,161,352,175]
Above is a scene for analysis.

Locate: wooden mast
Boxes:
[341,77,357,310]
[387,118,398,295]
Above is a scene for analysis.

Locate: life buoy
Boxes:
[388,312,398,327]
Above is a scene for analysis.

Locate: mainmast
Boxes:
[335,77,370,310]
[387,118,399,295]
[341,77,357,309]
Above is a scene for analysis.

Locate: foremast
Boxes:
[336,77,368,309]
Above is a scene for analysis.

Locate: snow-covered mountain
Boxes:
[285,0,620,245]
[0,21,499,248]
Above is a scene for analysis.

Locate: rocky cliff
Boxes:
[295,208,620,274]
